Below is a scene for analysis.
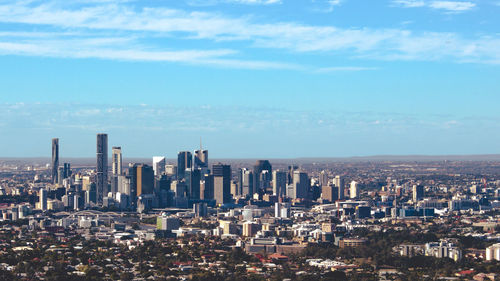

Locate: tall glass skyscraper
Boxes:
[112,146,122,176]
[96,133,108,205]
[177,151,192,180]
[51,138,59,184]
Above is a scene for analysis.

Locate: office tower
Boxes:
[177,151,192,179]
[57,166,64,185]
[253,160,272,195]
[62,163,71,179]
[172,180,187,198]
[238,168,253,197]
[153,156,166,177]
[213,163,231,205]
[334,175,345,200]
[272,170,287,197]
[165,165,177,176]
[194,147,208,170]
[350,181,358,199]
[129,164,154,198]
[96,133,108,205]
[51,138,59,184]
[319,170,329,187]
[321,185,338,203]
[202,174,214,200]
[39,188,48,211]
[292,171,309,199]
[413,185,424,202]
[112,147,122,176]
[231,180,239,197]
[185,168,201,200]
[275,202,291,218]
[193,202,208,218]
[85,183,97,204]
[286,165,298,185]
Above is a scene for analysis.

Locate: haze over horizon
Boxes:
[0,0,499,157]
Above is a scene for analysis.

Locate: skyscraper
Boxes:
[51,138,59,184]
[292,171,309,199]
[213,163,231,205]
[177,151,192,180]
[130,164,154,197]
[39,188,47,211]
[194,149,208,170]
[238,168,253,197]
[112,147,122,176]
[334,175,345,200]
[253,160,272,195]
[321,185,338,203]
[319,170,329,187]
[153,156,166,177]
[413,185,424,202]
[350,181,358,199]
[96,133,108,205]
[272,170,287,197]
[63,163,71,179]
[185,168,201,200]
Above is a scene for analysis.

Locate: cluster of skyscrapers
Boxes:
[45,133,353,213]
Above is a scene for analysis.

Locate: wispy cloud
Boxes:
[315,66,379,72]
[393,0,476,12]
[0,0,497,66]
[186,0,281,6]
[428,1,476,12]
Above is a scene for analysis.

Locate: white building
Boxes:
[350,181,358,199]
[486,243,500,261]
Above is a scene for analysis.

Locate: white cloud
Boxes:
[187,0,281,6]
[0,0,497,65]
[429,1,475,11]
[393,0,426,7]
[228,0,282,4]
[393,0,476,12]
[315,66,379,72]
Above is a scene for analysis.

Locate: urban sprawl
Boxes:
[0,134,499,280]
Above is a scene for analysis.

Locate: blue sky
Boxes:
[0,0,499,158]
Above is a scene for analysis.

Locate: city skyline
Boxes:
[0,0,499,157]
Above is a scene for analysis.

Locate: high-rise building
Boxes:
[96,133,108,205]
[153,156,166,177]
[413,185,424,202]
[185,168,201,200]
[292,171,309,199]
[63,163,71,179]
[51,138,59,184]
[272,170,287,197]
[194,149,208,170]
[112,147,122,176]
[287,165,298,185]
[202,174,214,200]
[253,160,272,195]
[39,188,48,211]
[321,185,339,202]
[350,181,358,199]
[129,164,154,197]
[177,151,192,180]
[334,175,344,200]
[319,170,329,187]
[238,168,253,197]
[213,163,231,205]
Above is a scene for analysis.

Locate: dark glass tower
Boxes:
[177,151,192,180]
[212,163,231,205]
[185,168,201,200]
[253,160,272,195]
[51,138,59,184]
[96,133,108,205]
